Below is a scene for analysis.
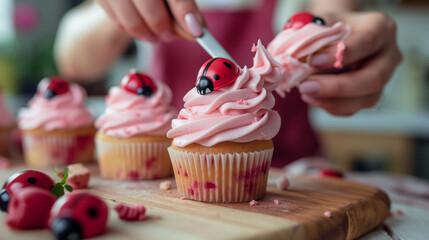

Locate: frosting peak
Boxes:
[167,40,282,147]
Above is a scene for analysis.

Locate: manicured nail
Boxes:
[141,33,158,43]
[160,30,176,42]
[185,13,203,37]
[299,81,321,94]
[310,54,330,67]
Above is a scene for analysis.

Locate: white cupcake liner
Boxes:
[168,147,273,203]
[22,132,95,167]
[96,138,173,180]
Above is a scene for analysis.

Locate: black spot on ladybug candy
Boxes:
[121,71,157,98]
[196,58,240,95]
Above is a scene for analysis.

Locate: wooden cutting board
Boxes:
[0,165,390,240]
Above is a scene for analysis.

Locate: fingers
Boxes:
[96,0,203,43]
[300,43,401,99]
[311,12,396,69]
[301,93,382,116]
[131,0,175,42]
[166,0,204,37]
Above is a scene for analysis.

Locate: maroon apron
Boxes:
[150,0,320,167]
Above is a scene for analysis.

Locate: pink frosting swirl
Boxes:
[18,79,93,130]
[268,22,351,97]
[95,81,177,138]
[167,40,282,147]
[0,91,14,127]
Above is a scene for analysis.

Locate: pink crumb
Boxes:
[0,157,11,169]
[276,176,290,190]
[249,200,258,206]
[396,210,403,216]
[334,41,346,69]
[251,43,257,52]
[180,196,186,200]
[114,203,146,221]
[274,199,280,205]
[324,211,331,218]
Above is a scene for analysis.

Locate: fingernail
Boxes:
[299,81,321,94]
[310,54,330,67]
[160,30,176,42]
[185,13,203,37]
[141,33,158,43]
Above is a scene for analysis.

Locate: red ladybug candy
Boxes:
[284,12,326,30]
[319,169,344,178]
[195,57,240,95]
[44,77,70,99]
[5,187,56,229]
[0,170,55,212]
[121,71,157,97]
[48,193,108,240]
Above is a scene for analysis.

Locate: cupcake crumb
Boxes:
[249,200,258,206]
[180,196,186,200]
[273,199,280,205]
[324,211,331,218]
[276,176,290,190]
[0,157,11,169]
[159,180,172,190]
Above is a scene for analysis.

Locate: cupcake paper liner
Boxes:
[22,131,95,167]
[168,147,273,203]
[96,138,173,180]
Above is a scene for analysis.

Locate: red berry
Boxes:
[5,187,56,229]
[319,169,343,178]
[195,58,240,95]
[284,12,326,30]
[121,71,157,97]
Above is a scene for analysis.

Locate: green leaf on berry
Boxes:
[64,184,73,192]
[50,167,73,197]
[51,183,65,198]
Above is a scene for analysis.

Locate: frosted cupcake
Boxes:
[95,71,176,180]
[18,77,95,167]
[0,89,14,156]
[167,40,282,203]
[267,12,350,96]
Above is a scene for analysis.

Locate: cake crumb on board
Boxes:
[250,200,258,206]
[274,199,280,205]
[159,180,172,190]
[324,211,331,218]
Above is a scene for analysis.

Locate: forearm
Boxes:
[308,0,361,13]
[54,1,131,82]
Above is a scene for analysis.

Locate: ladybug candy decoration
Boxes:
[284,12,326,30]
[0,170,55,212]
[43,77,70,99]
[121,70,158,97]
[195,57,240,95]
[48,193,108,240]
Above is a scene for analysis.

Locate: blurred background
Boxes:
[0,0,428,178]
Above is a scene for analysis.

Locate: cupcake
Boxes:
[0,89,14,157]
[95,71,176,180]
[18,77,95,167]
[267,12,350,96]
[167,40,282,203]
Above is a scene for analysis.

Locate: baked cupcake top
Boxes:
[18,77,93,131]
[267,12,350,97]
[0,90,14,127]
[167,40,282,147]
[95,71,176,138]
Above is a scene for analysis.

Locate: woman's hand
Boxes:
[95,0,204,43]
[298,12,402,116]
